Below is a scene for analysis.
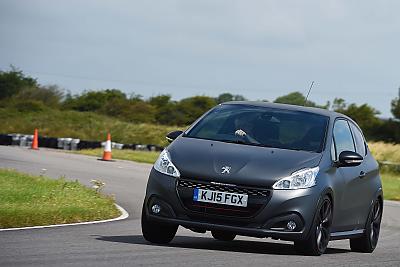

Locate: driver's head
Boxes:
[234,113,255,132]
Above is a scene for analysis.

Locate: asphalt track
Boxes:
[0,146,399,266]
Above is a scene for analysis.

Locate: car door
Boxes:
[349,122,378,225]
[332,119,365,231]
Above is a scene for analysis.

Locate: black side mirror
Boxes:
[166,130,183,143]
[337,151,363,167]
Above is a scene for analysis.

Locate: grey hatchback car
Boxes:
[141,102,383,255]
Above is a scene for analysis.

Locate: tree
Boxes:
[0,66,38,99]
[216,93,247,104]
[332,99,381,138]
[177,96,217,125]
[391,88,400,120]
[331,98,346,112]
[342,103,380,129]
[12,85,64,108]
[63,89,126,112]
[148,94,172,108]
[121,101,156,123]
[273,91,317,107]
[154,102,186,125]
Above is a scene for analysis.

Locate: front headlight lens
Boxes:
[154,149,180,177]
[272,166,319,190]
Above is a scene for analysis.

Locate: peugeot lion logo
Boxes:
[221,166,231,174]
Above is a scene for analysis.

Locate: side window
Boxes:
[350,123,367,156]
[333,119,355,159]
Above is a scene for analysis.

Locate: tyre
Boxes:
[211,230,236,241]
[141,203,178,244]
[350,198,382,253]
[294,195,333,256]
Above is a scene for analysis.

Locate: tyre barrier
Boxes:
[0,134,12,146]
[0,133,164,152]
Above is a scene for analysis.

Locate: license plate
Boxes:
[193,188,248,207]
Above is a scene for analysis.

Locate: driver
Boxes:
[234,113,259,144]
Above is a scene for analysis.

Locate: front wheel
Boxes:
[294,195,333,256]
[141,203,178,244]
[350,198,382,253]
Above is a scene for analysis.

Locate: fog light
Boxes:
[287,220,296,231]
[151,204,161,214]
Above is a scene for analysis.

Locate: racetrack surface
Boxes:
[0,146,399,266]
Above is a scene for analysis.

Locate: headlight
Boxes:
[154,149,180,177]
[272,166,319,190]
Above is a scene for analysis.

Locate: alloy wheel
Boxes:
[369,200,382,248]
[316,198,332,252]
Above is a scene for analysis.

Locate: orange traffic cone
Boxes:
[100,133,113,161]
[31,128,39,150]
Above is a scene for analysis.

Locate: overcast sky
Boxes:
[1,0,399,117]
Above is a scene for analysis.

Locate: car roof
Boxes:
[222,101,351,121]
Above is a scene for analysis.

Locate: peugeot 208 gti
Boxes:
[141,102,383,255]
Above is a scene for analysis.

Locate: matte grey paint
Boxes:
[143,101,382,242]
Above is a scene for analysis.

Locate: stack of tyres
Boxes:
[38,137,58,149]
[0,134,12,146]
[63,138,72,150]
[71,139,80,150]
[77,140,102,150]
[11,134,21,146]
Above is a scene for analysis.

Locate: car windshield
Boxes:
[185,104,329,152]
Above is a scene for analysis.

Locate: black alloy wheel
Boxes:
[295,195,333,256]
[350,198,382,253]
[316,198,332,252]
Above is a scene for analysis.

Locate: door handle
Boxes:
[359,171,366,178]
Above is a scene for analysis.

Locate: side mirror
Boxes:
[337,151,363,167]
[166,130,183,143]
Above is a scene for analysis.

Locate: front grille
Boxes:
[177,179,269,197]
[176,178,271,218]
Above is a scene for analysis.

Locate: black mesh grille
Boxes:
[177,179,269,197]
[176,178,271,218]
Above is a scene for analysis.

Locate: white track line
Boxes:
[385,200,400,207]
[0,204,129,232]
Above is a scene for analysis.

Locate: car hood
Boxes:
[168,137,323,187]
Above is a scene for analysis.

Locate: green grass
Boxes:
[381,172,400,201]
[0,106,182,147]
[77,148,160,164]
[0,169,120,228]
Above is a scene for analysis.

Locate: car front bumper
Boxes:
[144,168,322,241]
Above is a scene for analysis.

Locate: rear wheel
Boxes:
[294,195,333,256]
[350,198,382,253]
[211,230,236,241]
[141,203,178,244]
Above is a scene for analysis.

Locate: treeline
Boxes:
[1,67,400,142]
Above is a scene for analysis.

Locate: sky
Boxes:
[1,0,399,117]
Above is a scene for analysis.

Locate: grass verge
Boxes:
[77,148,160,164]
[381,172,400,201]
[0,169,120,229]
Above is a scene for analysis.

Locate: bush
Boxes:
[11,85,64,108]
[11,99,46,112]
[0,67,38,100]
[63,89,127,112]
